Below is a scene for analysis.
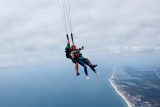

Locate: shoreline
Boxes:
[109,72,132,107]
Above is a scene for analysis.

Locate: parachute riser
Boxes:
[71,33,74,45]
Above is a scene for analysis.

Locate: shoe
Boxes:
[93,65,98,68]
[86,76,91,80]
[77,72,80,76]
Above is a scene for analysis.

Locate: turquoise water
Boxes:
[0,64,127,107]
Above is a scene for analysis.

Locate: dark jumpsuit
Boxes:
[73,51,96,76]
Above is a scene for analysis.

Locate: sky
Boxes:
[0,0,160,67]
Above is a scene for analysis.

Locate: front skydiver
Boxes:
[71,45,98,80]
[65,37,80,76]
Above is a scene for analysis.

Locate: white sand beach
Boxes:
[109,72,132,107]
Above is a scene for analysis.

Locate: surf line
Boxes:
[109,71,132,107]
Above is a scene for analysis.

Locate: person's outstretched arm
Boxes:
[79,46,84,51]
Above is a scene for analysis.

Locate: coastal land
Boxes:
[109,71,132,107]
[109,67,160,107]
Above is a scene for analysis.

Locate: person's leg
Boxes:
[75,62,80,76]
[84,58,97,68]
[83,58,93,66]
[83,58,97,73]
[78,59,88,76]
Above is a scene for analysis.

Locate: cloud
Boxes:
[130,46,155,53]
[0,0,160,67]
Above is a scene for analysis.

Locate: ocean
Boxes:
[0,64,127,107]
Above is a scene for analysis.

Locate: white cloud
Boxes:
[130,46,155,53]
[0,0,160,67]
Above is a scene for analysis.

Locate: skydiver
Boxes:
[65,40,80,76]
[71,45,98,80]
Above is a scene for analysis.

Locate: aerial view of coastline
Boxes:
[109,71,132,107]
[110,67,160,107]
[0,0,160,106]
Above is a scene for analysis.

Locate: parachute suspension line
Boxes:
[66,0,73,33]
[58,0,68,35]
[58,0,75,45]
[64,0,74,45]
[62,0,72,35]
